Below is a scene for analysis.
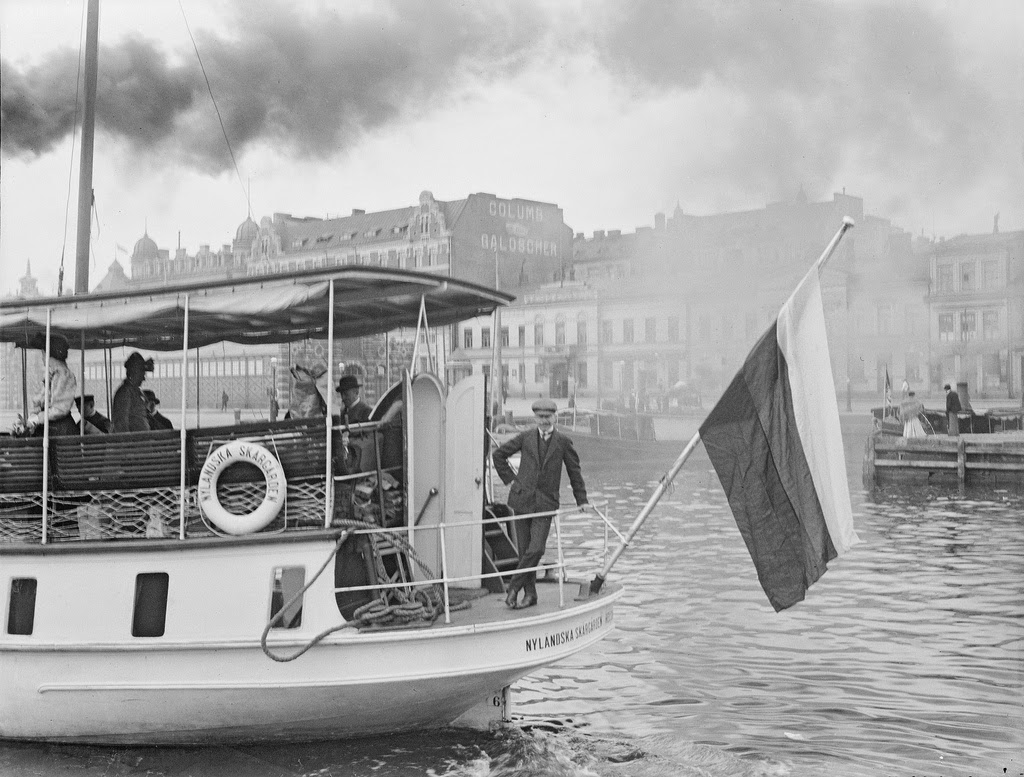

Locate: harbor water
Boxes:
[1,415,1021,776]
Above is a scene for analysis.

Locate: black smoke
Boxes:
[2,0,1019,207]
[1,0,550,168]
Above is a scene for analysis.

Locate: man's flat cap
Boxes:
[532,398,557,413]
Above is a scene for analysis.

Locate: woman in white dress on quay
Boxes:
[899,391,926,438]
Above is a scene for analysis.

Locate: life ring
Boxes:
[197,440,286,535]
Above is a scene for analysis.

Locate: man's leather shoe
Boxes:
[504,588,518,609]
[516,594,538,609]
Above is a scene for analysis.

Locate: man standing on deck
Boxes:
[112,352,153,433]
[492,398,589,609]
[337,375,371,425]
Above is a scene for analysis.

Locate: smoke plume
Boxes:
[1,0,1019,211]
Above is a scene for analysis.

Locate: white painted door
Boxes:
[444,374,484,588]
[406,372,445,581]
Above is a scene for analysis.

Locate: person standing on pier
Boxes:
[492,398,589,609]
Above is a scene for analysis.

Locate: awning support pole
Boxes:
[324,280,335,529]
[41,310,52,544]
[179,295,190,540]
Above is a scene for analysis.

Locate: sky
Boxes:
[1,0,1022,298]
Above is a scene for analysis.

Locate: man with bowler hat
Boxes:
[492,397,589,609]
[336,374,371,425]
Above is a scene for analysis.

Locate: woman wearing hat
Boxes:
[112,352,154,433]
[23,333,78,436]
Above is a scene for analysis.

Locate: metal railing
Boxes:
[331,501,610,624]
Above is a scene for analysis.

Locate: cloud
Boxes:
[1,0,552,169]
[1,0,1019,232]
[589,0,1023,207]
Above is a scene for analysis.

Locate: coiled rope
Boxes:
[260,521,470,662]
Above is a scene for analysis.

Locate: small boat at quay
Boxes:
[0,268,621,744]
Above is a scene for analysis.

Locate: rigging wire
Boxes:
[58,0,89,297]
[178,1,252,218]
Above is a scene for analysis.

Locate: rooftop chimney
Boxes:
[352,209,365,216]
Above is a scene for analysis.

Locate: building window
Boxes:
[534,362,547,383]
[601,360,613,387]
[623,319,634,344]
[132,572,169,638]
[577,320,587,345]
[534,324,545,347]
[960,311,977,341]
[419,213,430,234]
[601,320,613,344]
[960,261,975,293]
[645,318,656,343]
[983,310,1000,340]
[982,260,1002,290]
[576,361,588,388]
[464,328,473,349]
[481,327,491,349]
[518,361,525,383]
[7,578,37,635]
[517,325,526,347]
[936,263,955,293]
[270,567,305,629]
[555,321,566,346]
[501,327,509,347]
[938,313,955,342]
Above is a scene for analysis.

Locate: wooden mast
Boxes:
[74,0,99,295]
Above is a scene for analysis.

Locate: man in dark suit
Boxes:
[337,375,372,425]
[492,398,589,609]
[944,383,962,412]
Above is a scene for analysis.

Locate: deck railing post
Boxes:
[957,438,966,485]
[438,521,452,623]
[554,511,565,608]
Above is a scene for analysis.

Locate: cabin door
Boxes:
[444,374,485,588]
[406,372,445,582]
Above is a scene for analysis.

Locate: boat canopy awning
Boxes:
[0,267,513,352]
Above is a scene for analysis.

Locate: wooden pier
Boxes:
[863,431,1024,487]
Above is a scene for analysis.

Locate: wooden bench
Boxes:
[0,437,46,493]
[52,430,182,490]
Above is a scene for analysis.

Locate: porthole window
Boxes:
[270,567,305,629]
[132,573,169,637]
[7,578,37,635]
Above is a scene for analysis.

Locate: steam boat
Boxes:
[0,269,621,744]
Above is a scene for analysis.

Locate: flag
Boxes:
[699,260,860,611]
[884,368,893,413]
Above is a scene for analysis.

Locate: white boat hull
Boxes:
[0,535,619,744]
